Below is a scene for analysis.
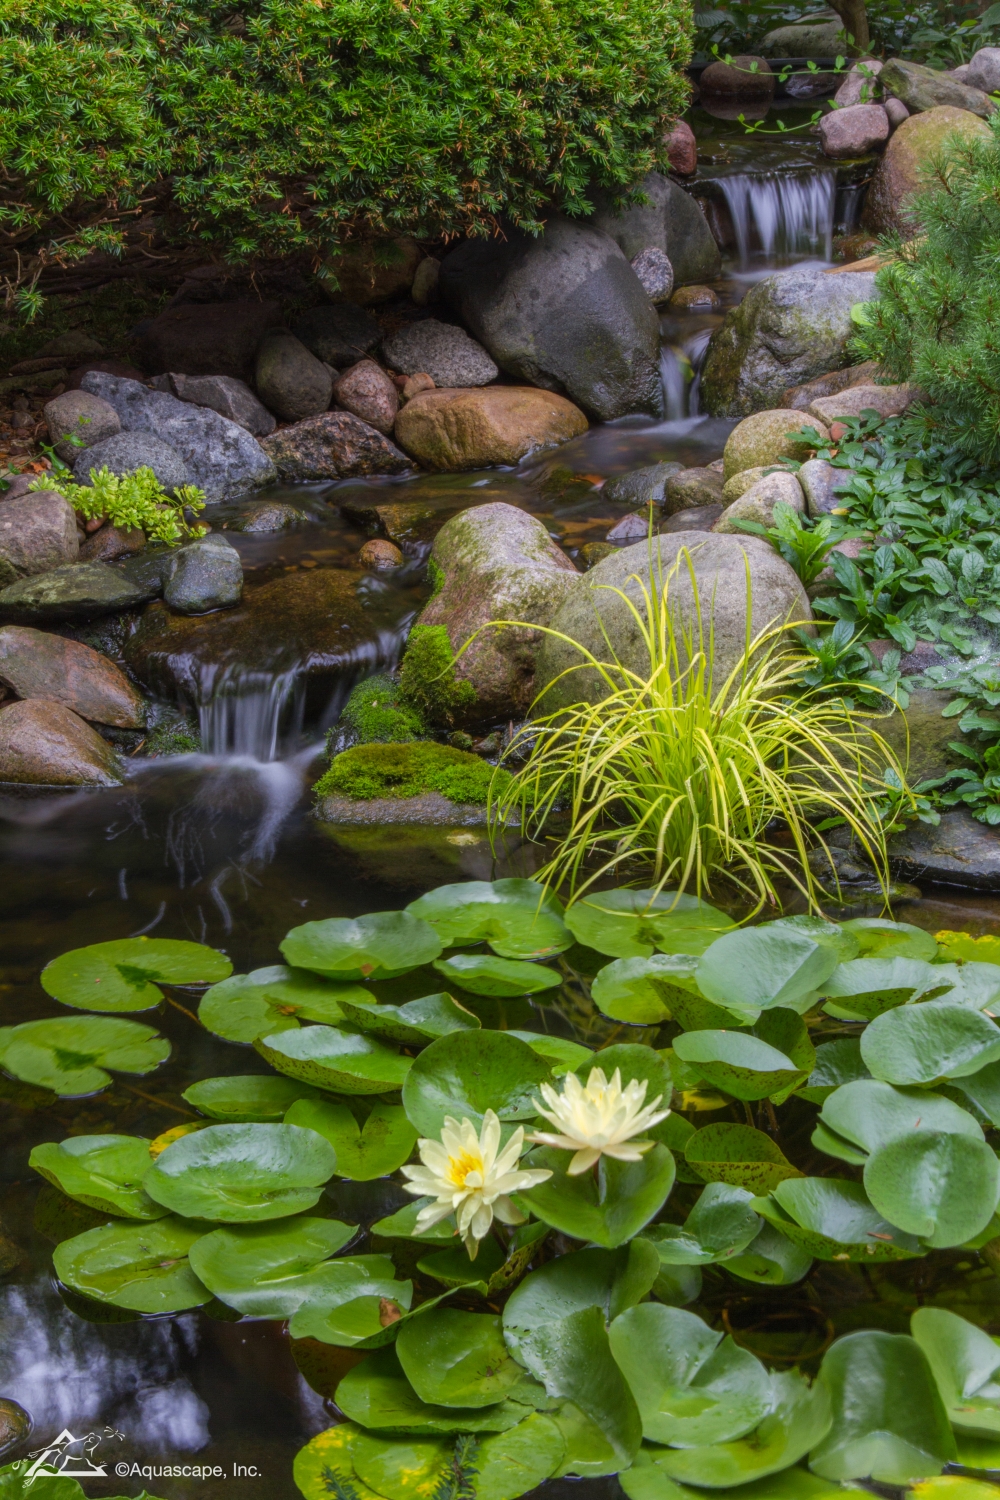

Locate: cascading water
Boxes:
[716,169,837,269]
[660,328,713,420]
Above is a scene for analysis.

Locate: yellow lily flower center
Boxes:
[447,1149,483,1188]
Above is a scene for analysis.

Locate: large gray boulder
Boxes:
[73,431,192,494]
[534,532,811,714]
[888,810,1000,891]
[591,172,721,288]
[165,535,243,615]
[403,502,583,727]
[79,373,276,501]
[439,217,663,422]
[0,493,79,586]
[700,265,878,418]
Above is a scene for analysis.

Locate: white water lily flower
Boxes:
[400,1109,552,1258]
[529,1066,670,1175]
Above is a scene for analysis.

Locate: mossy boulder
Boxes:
[862,107,993,237]
[335,674,426,748]
[723,409,830,479]
[314,741,509,814]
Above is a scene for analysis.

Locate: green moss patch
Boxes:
[338,675,426,746]
[314,742,509,807]
[398,625,477,728]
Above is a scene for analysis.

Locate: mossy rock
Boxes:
[398,625,477,729]
[314,741,509,807]
[337,674,426,747]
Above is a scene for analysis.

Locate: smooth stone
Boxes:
[722,467,768,503]
[607,510,654,543]
[0,625,145,727]
[664,119,698,176]
[382,319,498,388]
[534,532,811,715]
[359,539,404,570]
[0,698,123,786]
[411,258,441,307]
[73,431,192,495]
[79,525,147,562]
[133,301,283,381]
[670,285,720,311]
[808,381,922,423]
[401,373,435,402]
[630,248,675,305]
[0,493,79,586]
[44,390,121,462]
[254,330,333,422]
[864,687,964,786]
[662,504,724,533]
[713,471,805,533]
[580,541,620,569]
[290,304,382,367]
[833,59,884,108]
[880,58,995,118]
[38,331,104,361]
[79,374,276,501]
[164,535,243,615]
[394,387,588,471]
[223,501,306,533]
[332,360,399,435]
[885,97,910,128]
[260,412,410,481]
[781,360,882,410]
[591,171,721,290]
[665,468,725,513]
[603,462,684,507]
[319,237,422,305]
[862,107,992,236]
[819,103,890,159]
[439,215,664,421]
[166,374,276,437]
[967,47,1000,94]
[760,19,845,56]
[700,56,775,101]
[724,408,830,478]
[0,1398,30,1454]
[702,265,877,418]
[888,810,1000,890]
[408,502,581,725]
[0,561,150,622]
[799,458,850,517]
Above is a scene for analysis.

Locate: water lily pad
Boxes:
[672,1031,805,1102]
[370,1200,458,1244]
[281,912,442,982]
[199,965,361,1043]
[144,1122,337,1222]
[697,925,843,1018]
[52,1216,211,1312]
[474,1412,568,1500]
[564,890,735,959]
[821,957,950,1022]
[290,1285,450,1351]
[517,1144,675,1248]
[336,1347,531,1434]
[182,1075,321,1122]
[506,1032,593,1072]
[335,993,480,1046]
[28,1134,166,1220]
[952,1060,1000,1127]
[936,931,1000,966]
[642,1183,761,1267]
[912,1308,1000,1437]
[620,1459,841,1500]
[293,1422,383,1500]
[798,1038,871,1104]
[41,937,232,1013]
[755,1177,922,1262]
[842,918,939,960]
[725,1221,814,1286]
[503,1241,660,1360]
[591,956,701,1026]
[186,1217,359,1316]
[0,1016,170,1096]
[285,1099,417,1180]
[396,1309,523,1408]
[402,1030,551,1137]
[684,1124,802,1193]
[609,1303,773,1446]
[417,1221,547,1299]
[861,1001,1000,1085]
[810,1330,956,1485]
[0,1466,94,1500]
[549,1401,621,1478]
[349,1430,451,1500]
[819,1079,983,1160]
[406,880,572,960]
[431,954,561,997]
[864,1131,1000,1248]
[255,1026,412,1095]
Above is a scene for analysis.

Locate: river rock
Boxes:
[260,412,410,481]
[402,373,435,402]
[406,502,581,725]
[320,238,422,305]
[833,60,884,108]
[332,360,399,435]
[664,119,698,175]
[603,462,684,507]
[0,561,150,622]
[290,304,382,368]
[819,104,890,158]
[79,525,147,562]
[670,286,720,311]
[713,471,805,533]
[967,48,1000,95]
[607,511,655,544]
[809,381,922,423]
[0,699,123,786]
[80,373,276,501]
[73,431,193,494]
[722,467,769,503]
[439,216,663,421]
[0,625,145,727]
[665,468,725,513]
[885,97,910,129]
[359,539,403,570]
[0,493,79,586]
[700,56,774,103]
[382,320,498,389]
[760,19,844,56]
[781,360,882,410]
[166,375,276,437]
[630,249,675,305]
[534,532,811,714]
[412,258,441,307]
[723,408,830,478]
[880,58,995,118]
[224,501,306,533]
[662,504,724,534]
[164,535,243,614]
[591,172,721,289]
[44,390,121,462]
[799,458,849,516]
[254,331,333,422]
[394,387,588,471]
[888,810,1000,890]
[701,265,878,417]
[862,107,993,236]
[133,301,283,381]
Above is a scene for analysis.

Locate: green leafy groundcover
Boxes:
[20,879,1000,1496]
[314,743,508,808]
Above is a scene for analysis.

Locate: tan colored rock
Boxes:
[808,382,923,424]
[401,373,435,402]
[79,525,146,563]
[669,286,720,311]
[0,699,123,785]
[713,472,805,533]
[0,492,79,587]
[359,539,403,571]
[394,387,588,471]
[0,625,146,727]
[722,467,768,503]
[862,107,992,236]
[723,409,829,479]
[333,360,399,436]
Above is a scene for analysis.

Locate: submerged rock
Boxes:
[0,625,146,727]
[394,387,588,471]
[260,412,410,481]
[603,462,684,508]
[0,699,123,786]
[164,535,243,615]
[223,501,306,532]
[0,493,79,586]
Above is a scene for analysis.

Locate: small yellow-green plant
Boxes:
[491,548,911,911]
[31,466,205,545]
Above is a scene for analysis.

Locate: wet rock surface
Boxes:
[394,387,588,471]
[0,493,79,585]
[0,561,152,622]
[0,625,146,727]
[0,698,123,786]
[164,535,243,615]
[260,412,410,481]
[592,171,721,290]
[223,501,307,533]
[78,525,147,563]
[603,462,684,507]
[888,811,1000,890]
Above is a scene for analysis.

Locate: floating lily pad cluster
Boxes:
[14,884,1000,1495]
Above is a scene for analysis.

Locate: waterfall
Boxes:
[659,329,713,420]
[716,170,837,269]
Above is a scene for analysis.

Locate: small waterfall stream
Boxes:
[715,169,838,268]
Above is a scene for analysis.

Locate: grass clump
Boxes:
[315,742,509,806]
[399,625,478,729]
[31,467,205,545]
[338,675,427,747]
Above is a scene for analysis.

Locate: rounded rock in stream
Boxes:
[0,1399,30,1457]
[0,625,146,727]
[165,535,243,615]
[260,412,410,481]
[0,699,124,786]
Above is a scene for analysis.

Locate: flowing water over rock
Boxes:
[715,168,838,267]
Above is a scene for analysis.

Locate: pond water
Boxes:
[2,108,997,1500]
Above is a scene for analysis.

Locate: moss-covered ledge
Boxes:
[313,741,514,826]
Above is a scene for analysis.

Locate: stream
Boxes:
[2,106,994,1500]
